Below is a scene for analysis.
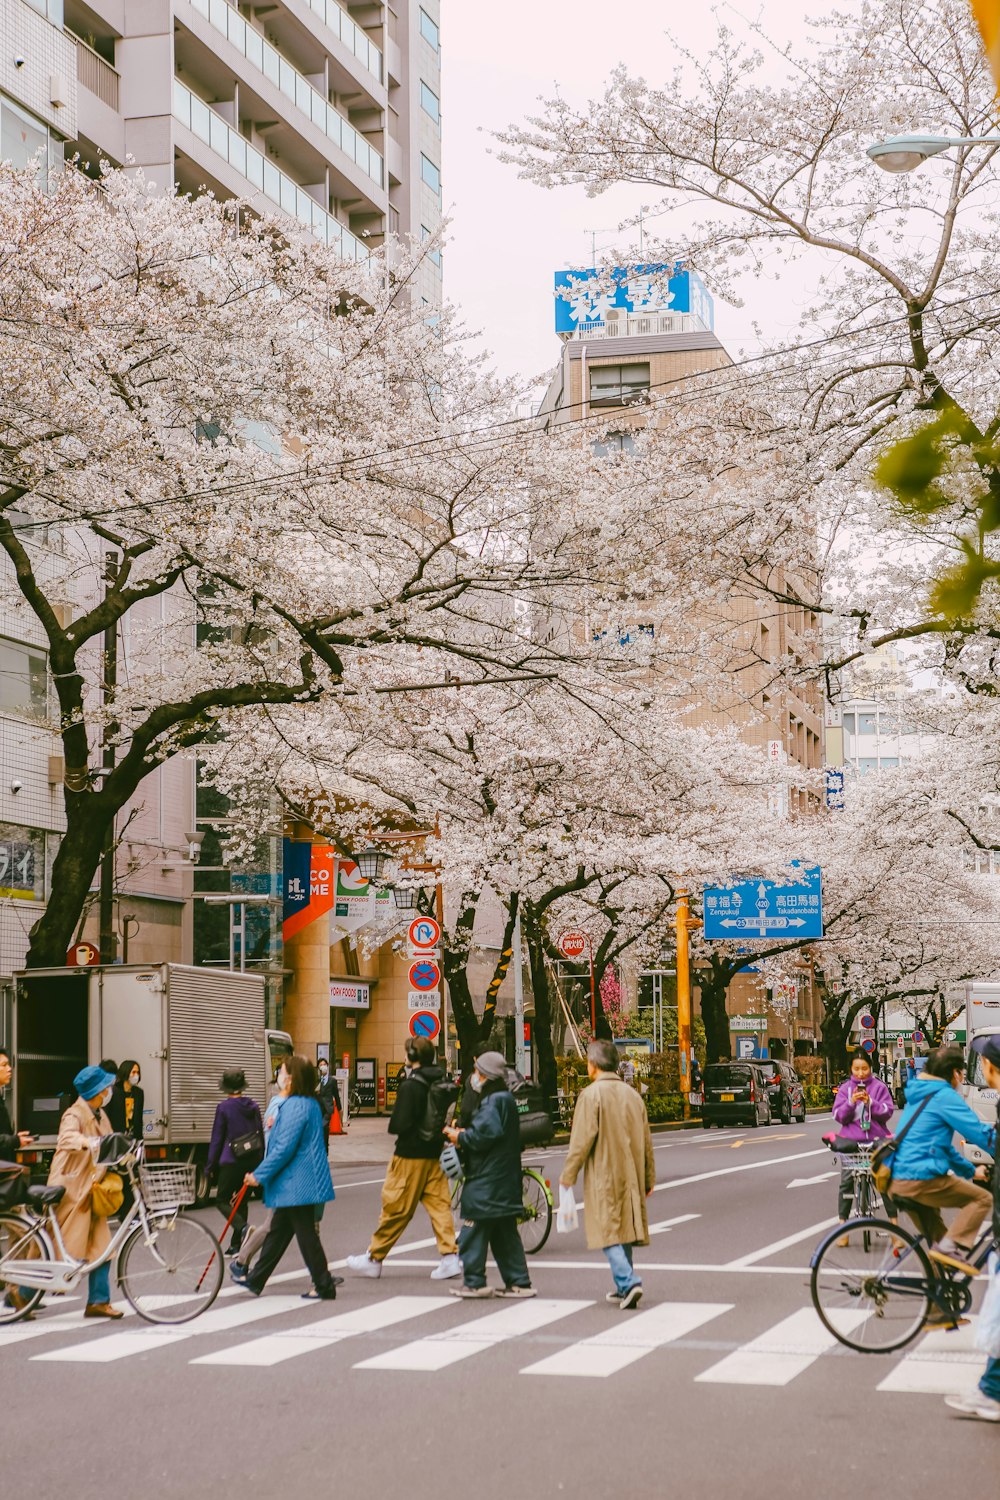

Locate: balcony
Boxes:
[187,0,383,190]
[172,80,368,262]
[72,35,120,111]
[301,0,382,84]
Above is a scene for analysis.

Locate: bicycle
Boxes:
[449,1163,554,1255]
[825,1139,881,1251]
[0,1138,224,1326]
[810,1212,996,1354]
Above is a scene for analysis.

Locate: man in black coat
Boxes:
[346,1037,461,1282]
[0,1044,32,1158]
[443,1050,534,1301]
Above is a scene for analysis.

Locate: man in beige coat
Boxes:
[560,1040,656,1309]
[47,1064,123,1319]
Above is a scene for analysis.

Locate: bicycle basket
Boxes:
[138,1163,197,1209]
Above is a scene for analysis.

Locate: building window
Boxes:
[857,757,878,775]
[0,94,62,176]
[419,8,440,50]
[23,0,64,24]
[420,82,440,121]
[420,153,441,197]
[857,712,877,736]
[879,756,899,769]
[0,636,48,719]
[591,432,635,457]
[0,824,45,901]
[589,363,650,408]
[841,713,855,734]
[421,224,442,265]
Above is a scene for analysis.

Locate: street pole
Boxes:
[513,906,527,1075]
[98,552,119,965]
[585,933,597,1036]
[676,892,693,1119]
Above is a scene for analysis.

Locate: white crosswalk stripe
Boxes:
[192,1295,454,1367]
[355,1297,592,1372]
[876,1318,985,1396]
[695,1307,870,1385]
[32,1294,306,1363]
[521,1301,732,1378]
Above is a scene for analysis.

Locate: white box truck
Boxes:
[12,963,291,1199]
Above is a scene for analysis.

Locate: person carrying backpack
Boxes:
[346,1037,461,1282]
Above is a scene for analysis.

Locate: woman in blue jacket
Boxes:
[233,1055,336,1301]
[890,1045,995,1279]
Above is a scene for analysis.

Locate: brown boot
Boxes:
[84,1302,124,1320]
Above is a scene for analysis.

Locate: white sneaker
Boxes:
[944,1393,1000,1422]
[430,1253,463,1280]
[345,1252,382,1278]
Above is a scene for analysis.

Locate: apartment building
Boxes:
[0,0,443,988]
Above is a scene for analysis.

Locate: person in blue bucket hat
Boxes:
[45,1064,124,1319]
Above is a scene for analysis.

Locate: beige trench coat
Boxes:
[561,1073,656,1249]
[47,1096,112,1262]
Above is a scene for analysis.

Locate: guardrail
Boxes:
[73,37,120,112]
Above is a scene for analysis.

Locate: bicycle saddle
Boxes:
[26,1184,65,1206]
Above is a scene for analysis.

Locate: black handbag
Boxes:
[230,1126,264,1163]
[0,1161,28,1209]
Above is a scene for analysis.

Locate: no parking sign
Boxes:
[408,1010,441,1040]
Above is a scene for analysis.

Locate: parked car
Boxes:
[701,1062,772,1128]
[754,1059,806,1124]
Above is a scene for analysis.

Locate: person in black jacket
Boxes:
[945,1033,1000,1423]
[106,1060,144,1142]
[346,1037,460,1282]
[443,1050,534,1301]
[0,1044,32,1158]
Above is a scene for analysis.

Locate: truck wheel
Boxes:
[194,1164,213,1208]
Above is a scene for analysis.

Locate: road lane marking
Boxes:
[787,1172,838,1189]
[649,1214,701,1236]
[651,1148,827,1192]
[32,1294,307,1363]
[192,1295,454,1367]
[521,1301,732,1378]
[0,1303,136,1347]
[355,1298,591,1372]
[695,1307,870,1385]
[876,1320,984,1395]
[394,1258,815,1275]
[725,1218,839,1268]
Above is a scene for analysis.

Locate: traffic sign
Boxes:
[861,1038,877,1054]
[557,930,588,960]
[911,1030,923,1043]
[408,916,441,950]
[408,1009,441,1040]
[703,866,823,941]
[860,1013,876,1031]
[408,990,441,1010]
[408,959,441,991]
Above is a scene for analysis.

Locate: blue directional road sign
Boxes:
[703,867,823,941]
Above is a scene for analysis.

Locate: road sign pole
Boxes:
[513,907,527,1075]
[586,934,596,1036]
[676,893,693,1118]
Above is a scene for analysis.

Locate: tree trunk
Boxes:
[26,796,113,967]
[522,899,558,1109]
[440,895,482,1070]
[698,958,732,1063]
[590,959,614,1041]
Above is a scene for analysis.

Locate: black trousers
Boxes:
[216,1163,249,1246]
[457,1216,530,1290]
[246,1204,333,1295]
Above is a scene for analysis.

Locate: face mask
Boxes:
[129,1073,140,1086]
[98,1089,112,1109]
[318,1066,328,1077]
[469,1073,484,1093]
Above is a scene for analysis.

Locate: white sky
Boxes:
[440,1,818,394]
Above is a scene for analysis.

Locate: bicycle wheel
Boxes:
[117,1211,223,1324]
[517,1169,552,1255]
[0,1212,50,1323]
[855,1176,875,1251]
[811,1217,932,1353]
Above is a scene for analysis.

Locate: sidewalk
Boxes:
[328,1115,395,1168]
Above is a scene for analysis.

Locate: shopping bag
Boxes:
[556,1183,579,1234]
[974,1252,1000,1358]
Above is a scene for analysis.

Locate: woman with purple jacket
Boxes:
[207,1069,264,1255]
[830,1052,896,1244]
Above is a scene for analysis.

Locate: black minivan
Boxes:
[701,1062,772,1128]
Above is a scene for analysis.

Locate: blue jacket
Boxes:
[891,1074,996,1182]
[458,1085,522,1219]
[251,1095,334,1208]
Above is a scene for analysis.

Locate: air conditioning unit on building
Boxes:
[48,755,64,786]
[49,74,67,109]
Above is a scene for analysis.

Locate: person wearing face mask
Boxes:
[46,1065,124,1319]
[316,1057,341,1143]
[107,1060,145,1143]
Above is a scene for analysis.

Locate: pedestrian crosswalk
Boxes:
[1,1292,985,1397]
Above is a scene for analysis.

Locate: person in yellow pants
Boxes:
[346,1037,461,1281]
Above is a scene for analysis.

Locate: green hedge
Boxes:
[645,1093,686,1123]
[804,1083,834,1108]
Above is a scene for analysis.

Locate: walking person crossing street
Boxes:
[560,1039,656,1310]
[346,1037,461,1283]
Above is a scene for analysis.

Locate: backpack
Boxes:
[416,1076,459,1144]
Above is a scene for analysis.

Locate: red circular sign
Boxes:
[408,916,441,950]
[408,1010,441,1040]
[558,930,588,960]
[408,959,441,991]
[861,1038,877,1053]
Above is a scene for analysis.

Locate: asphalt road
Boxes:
[3,1115,996,1498]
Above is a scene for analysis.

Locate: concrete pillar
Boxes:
[283,911,330,1062]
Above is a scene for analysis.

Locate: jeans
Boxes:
[246,1205,333,1296]
[457,1217,530,1290]
[87,1260,111,1306]
[603,1242,640,1295]
[981,1356,1000,1403]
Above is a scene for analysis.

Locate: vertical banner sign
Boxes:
[333,858,376,931]
[282,840,337,941]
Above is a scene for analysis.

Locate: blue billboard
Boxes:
[554,264,714,335]
[703,867,823,941]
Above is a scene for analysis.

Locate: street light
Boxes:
[352,846,390,881]
[867,132,1000,173]
[392,885,419,911]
